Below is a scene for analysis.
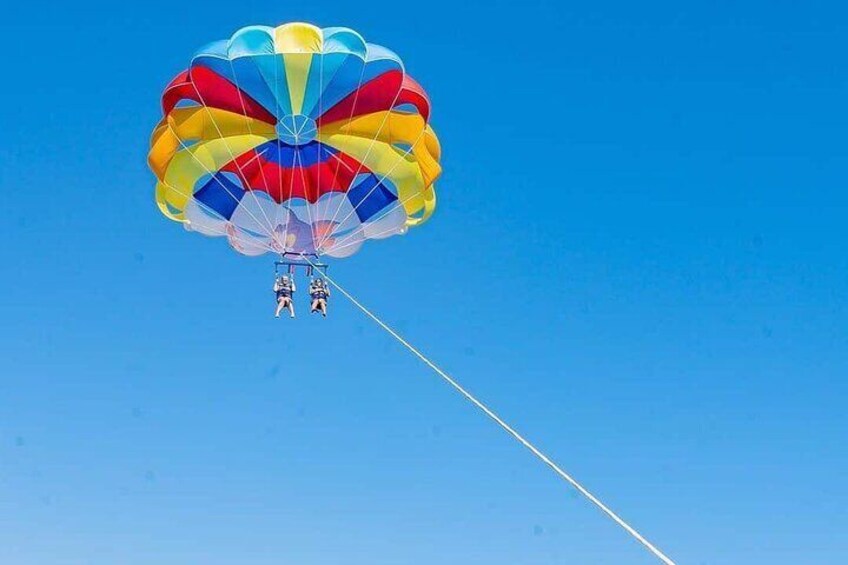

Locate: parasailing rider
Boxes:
[274,274,296,318]
[309,278,330,317]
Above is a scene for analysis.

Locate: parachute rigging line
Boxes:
[307,260,677,565]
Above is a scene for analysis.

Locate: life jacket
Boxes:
[276,282,292,297]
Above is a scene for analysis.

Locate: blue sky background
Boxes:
[1,1,846,563]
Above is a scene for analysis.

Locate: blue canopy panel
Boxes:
[259,140,335,168]
[193,172,245,220]
[347,174,398,222]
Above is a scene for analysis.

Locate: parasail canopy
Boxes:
[148,22,441,258]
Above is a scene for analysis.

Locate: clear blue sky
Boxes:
[2,1,846,564]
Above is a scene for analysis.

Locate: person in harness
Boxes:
[274,274,296,318]
[309,277,330,317]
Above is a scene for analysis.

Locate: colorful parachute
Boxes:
[148,23,441,258]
